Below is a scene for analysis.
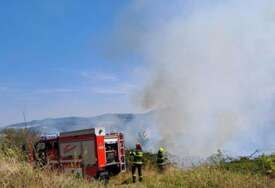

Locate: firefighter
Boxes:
[157,147,168,172]
[130,143,144,183]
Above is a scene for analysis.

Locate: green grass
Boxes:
[220,155,275,176]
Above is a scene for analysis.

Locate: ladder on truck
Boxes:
[118,133,126,172]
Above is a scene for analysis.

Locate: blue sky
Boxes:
[0,1,146,126]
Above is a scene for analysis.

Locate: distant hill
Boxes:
[3,112,160,150]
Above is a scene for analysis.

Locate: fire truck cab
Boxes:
[32,128,126,179]
[34,135,59,168]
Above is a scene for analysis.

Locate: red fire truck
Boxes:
[32,128,126,179]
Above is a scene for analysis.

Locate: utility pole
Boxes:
[22,111,28,130]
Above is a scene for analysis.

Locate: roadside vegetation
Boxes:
[1,129,275,188]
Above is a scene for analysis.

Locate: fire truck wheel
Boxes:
[98,171,109,184]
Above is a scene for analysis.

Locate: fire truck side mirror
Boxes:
[95,128,105,136]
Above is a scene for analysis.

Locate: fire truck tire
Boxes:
[98,171,109,184]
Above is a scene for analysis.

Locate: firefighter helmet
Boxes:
[159,147,165,153]
[136,143,142,150]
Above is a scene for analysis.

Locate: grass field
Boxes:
[1,149,275,188]
[1,130,275,188]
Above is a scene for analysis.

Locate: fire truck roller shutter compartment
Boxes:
[58,128,105,178]
[60,141,82,160]
[82,140,96,167]
[59,140,97,177]
[59,141,83,177]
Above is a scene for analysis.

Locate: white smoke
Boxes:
[112,0,275,157]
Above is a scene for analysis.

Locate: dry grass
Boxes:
[108,166,275,188]
[0,157,102,188]
[1,150,275,188]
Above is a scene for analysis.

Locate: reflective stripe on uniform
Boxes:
[157,151,167,165]
[133,151,143,164]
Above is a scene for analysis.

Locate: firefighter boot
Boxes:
[139,176,143,182]
[132,175,136,183]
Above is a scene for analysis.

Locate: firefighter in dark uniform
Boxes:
[157,147,168,172]
[130,143,144,183]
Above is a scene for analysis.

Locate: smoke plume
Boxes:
[113,0,275,157]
